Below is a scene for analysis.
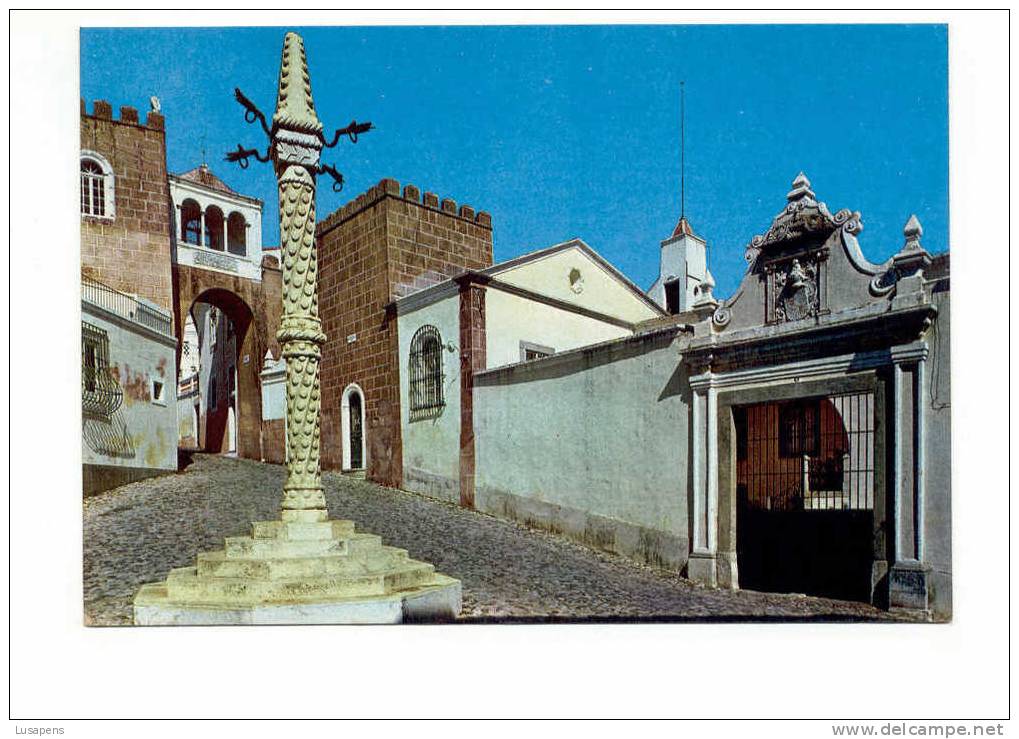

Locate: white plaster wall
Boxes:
[261,362,287,421]
[177,388,199,441]
[474,330,690,540]
[398,296,462,495]
[485,289,632,369]
[494,246,660,323]
[82,304,178,471]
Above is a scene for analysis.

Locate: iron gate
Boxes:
[735,392,875,601]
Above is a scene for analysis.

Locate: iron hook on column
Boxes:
[233,87,272,138]
[317,162,345,192]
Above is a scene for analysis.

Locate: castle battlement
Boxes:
[81,97,165,131]
[318,177,492,235]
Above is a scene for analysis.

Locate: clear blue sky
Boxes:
[81,24,947,298]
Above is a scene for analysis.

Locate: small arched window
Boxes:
[204,205,225,250]
[80,152,114,219]
[409,325,445,418]
[180,199,201,245]
[227,212,247,256]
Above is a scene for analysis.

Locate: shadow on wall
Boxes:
[474,326,686,388]
[83,410,136,459]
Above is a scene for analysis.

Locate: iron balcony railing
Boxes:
[82,276,173,337]
[82,365,124,418]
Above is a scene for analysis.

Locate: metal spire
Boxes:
[680,81,685,219]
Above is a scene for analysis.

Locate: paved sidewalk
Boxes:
[83,454,898,625]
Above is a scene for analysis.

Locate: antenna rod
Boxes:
[680,81,685,219]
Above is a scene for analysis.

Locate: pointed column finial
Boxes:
[786,171,815,202]
[904,214,923,246]
[272,31,324,136]
[893,213,932,278]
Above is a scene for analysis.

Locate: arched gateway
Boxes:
[169,163,282,462]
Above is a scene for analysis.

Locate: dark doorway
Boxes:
[735,393,875,602]
[664,278,681,315]
[349,391,363,470]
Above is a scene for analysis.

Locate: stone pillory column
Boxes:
[272,33,328,520]
[132,32,461,625]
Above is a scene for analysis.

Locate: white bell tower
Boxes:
[646,83,712,315]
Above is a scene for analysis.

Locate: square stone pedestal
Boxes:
[134,576,461,625]
[888,561,931,615]
[132,515,462,625]
[687,552,718,587]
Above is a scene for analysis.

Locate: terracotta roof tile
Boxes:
[176,164,237,195]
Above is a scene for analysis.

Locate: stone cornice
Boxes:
[684,301,937,374]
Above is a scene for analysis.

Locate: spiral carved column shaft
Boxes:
[276,168,327,512]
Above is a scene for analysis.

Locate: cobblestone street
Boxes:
[84,454,899,625]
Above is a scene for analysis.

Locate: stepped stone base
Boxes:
[132,515,462,625]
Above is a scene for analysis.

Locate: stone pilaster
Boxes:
[688,366,721,587]
[888,340,931,612]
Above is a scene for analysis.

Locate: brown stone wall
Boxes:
[80,100,175,312]
[316,178,493,488]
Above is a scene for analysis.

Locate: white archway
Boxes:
[341,383,366,471]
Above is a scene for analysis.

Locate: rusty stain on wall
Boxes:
[114,364,151,405]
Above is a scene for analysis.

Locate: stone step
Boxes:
[222,532,385,560]
[251,520,356,541]
[345,533,385,557]
[196,546,411,580]
[165,560,437,603]
[224,535,347,559]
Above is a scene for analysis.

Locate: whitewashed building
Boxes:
[389,238,665,503]
[82,275,178,494]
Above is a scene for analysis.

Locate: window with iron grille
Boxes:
[778,400,819,458]
[736,393,874,512]
[82,321,122,418]
[409,325,445,418]
[80,155,113,219]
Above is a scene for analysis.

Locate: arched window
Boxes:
[80,152,114,219]
[204,205,225,250]
[180,199,201,245]
[227,212,247,256]
[409,325,444,417]
[341,384,366,471]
